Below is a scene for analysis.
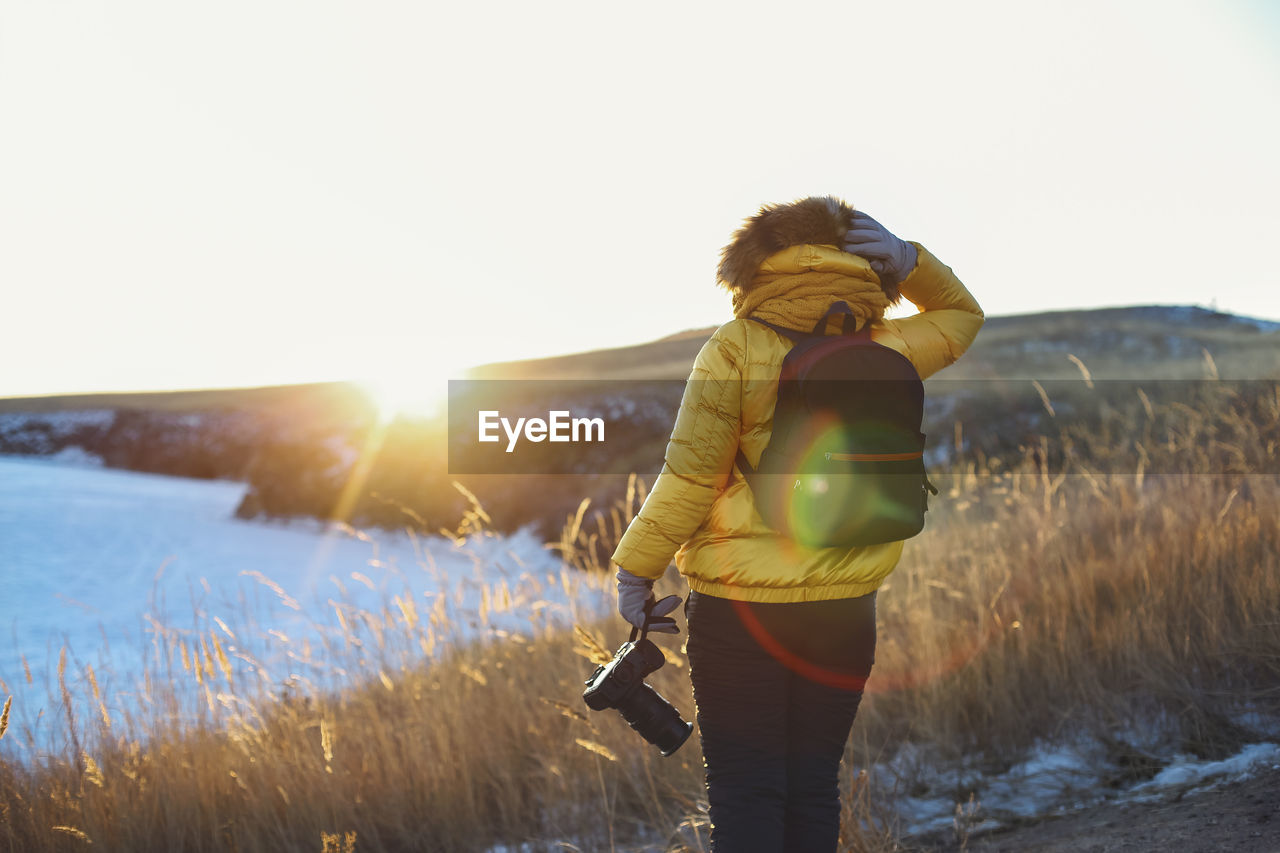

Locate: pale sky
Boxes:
[1,1,1277,404]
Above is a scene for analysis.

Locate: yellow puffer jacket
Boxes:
[610,243,984,603]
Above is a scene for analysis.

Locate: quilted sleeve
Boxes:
[609,323,745,579]
[888,243,985,379]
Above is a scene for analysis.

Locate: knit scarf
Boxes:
[732,271,891,332]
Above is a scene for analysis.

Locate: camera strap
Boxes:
[628,598,655,643]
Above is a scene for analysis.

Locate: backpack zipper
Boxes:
[825,451,923,462]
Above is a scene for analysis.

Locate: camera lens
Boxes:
[617,682,694,757]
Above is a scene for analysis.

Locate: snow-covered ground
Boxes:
[0,409,114,456]
[883,737,1280,839]
[0,455,611,755]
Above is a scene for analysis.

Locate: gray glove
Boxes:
[616,568,681,634]
[842,211,918,288]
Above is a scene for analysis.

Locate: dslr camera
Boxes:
[583,633,693,757]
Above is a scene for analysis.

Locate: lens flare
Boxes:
[727,596,997,696]
[730,599,869,692]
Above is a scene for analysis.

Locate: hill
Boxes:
[470,304,1280,381]
[1,304,1277,534]
[0,380,375,417]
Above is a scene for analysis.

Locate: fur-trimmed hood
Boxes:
[717,195,902,305]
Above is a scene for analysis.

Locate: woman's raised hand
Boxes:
[842,211,918,287]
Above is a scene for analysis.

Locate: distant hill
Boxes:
[469,304,1280,382]
[468,330,712,381]
[946,304,1280,380]
[0,380,375,418]
[2,304,1276,536]
[5,305,1273,411]
[0,382,377,481]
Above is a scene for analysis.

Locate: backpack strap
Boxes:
[743,302,872,341]
[738,302,874,474]
[815,301,872,337]
[743,316,807,343]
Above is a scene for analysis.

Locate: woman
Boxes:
[611,196,983,852]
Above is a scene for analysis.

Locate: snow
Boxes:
[0,409,116,454]
[884,740,1102,836]
[972,743,1100,817]
[1132,742,1280,795]
[883,736,1280,840]
[1233,711,1280,739]
[0,409,115,432]
[0,455,611,755]
[0,445,106,467]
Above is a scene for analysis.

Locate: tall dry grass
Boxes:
[2,380,1278,851]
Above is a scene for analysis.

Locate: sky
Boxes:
[1,0,1277,404]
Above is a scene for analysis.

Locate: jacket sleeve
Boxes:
[609,323,745,580]
[887,243,985,379]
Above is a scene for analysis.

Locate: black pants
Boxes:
[685,590,877,853]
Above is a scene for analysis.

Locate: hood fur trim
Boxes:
[717,195,902,305]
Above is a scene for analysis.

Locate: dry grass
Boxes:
[2,380,1278,852]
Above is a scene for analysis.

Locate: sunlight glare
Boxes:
[358,360,465,423]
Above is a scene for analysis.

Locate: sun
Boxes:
[357,361,462,423]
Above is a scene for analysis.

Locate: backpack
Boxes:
[735,301,938,548]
